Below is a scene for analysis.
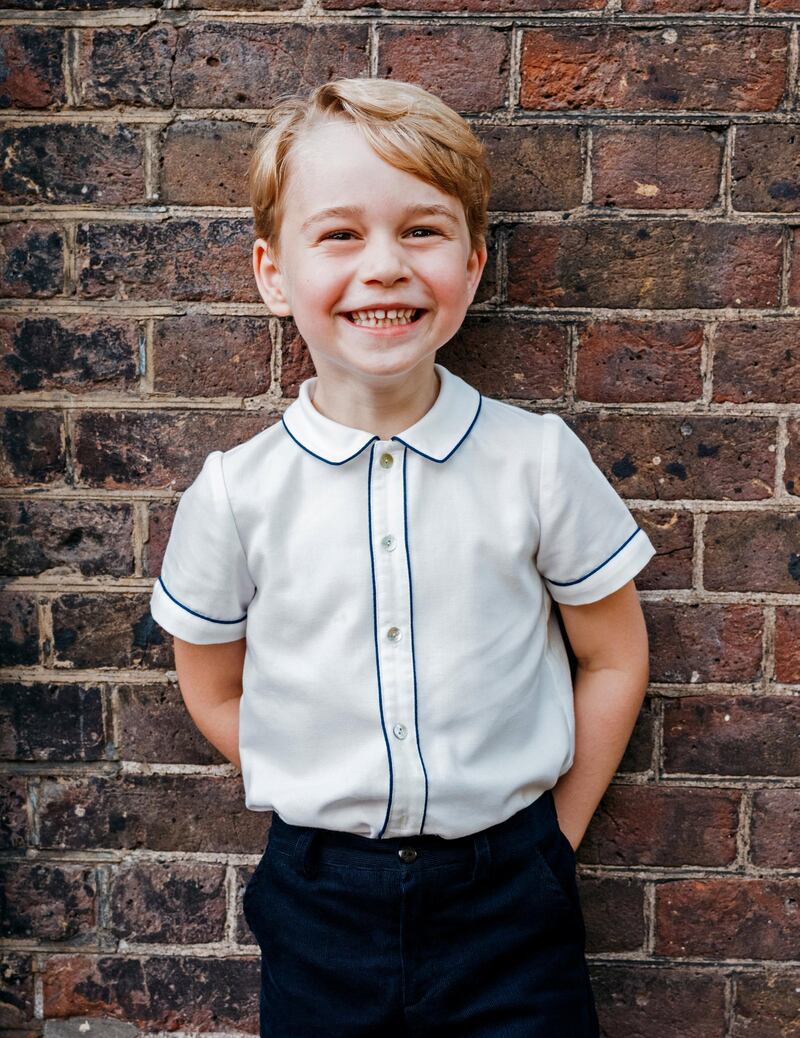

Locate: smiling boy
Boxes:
[149,77,656,1036]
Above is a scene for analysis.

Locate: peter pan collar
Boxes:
[281,362,482,466]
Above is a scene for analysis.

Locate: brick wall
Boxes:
[1,2,799,1035]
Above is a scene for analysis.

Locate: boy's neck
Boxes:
[309,364,441,441]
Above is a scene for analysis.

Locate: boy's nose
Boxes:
[359,236,412,284]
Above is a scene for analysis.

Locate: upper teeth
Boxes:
[350,308,416,321]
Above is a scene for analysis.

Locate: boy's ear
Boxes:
[467,240,489,300]
[252,238,292,317]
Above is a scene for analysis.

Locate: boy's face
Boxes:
[253,119,488,389]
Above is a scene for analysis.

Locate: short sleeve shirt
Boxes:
[149,362,656,839]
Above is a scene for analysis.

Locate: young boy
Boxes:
[149,77,656,1036]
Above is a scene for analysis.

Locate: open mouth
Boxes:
[343,308,426,328]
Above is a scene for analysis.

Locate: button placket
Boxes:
[370,443,421,836]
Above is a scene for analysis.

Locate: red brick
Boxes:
[592,126,723,209]
[0,222,64,299]
[644,601,763,683]
[713,320,800,403]
[731,970,800,1037]
[279,319,319,398]
[0,26,65,109]
[784,236,800,307]
[704,512,800,592]
[116,683,228,765]
[42,954,259,1031]
[579,785,740,867]
[143,500,175,577]
[655,877,800,959]
[617,696,656,773]
[479,124,583,211]
[576,320,704,402]
[774,607,800,682]
[1,862,95,940]
[623,0,745,12]
[0,314,139,395]
[1,124,145,205]
[520,27,787,112]
[75,219,258,303]
[733,124,800,212]
[172,23,368,109]
[326,0,601,9]
[160,121,255,207]
[786,418,800,497]
[580,876,646,953]
[0,682,105,762]
[109,861,227,943]
[507,221,782,308]
[182,0,300,9]
[750,789,800,868]
[77,25,176,108]
[664,695,800,776]
[634,510,694,591]
[378,26,509,112]
[152,315,271,398]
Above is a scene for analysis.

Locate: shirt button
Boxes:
[398,847,417,863]
[381,534,397,552]
[380,453,394,469]
[393,724,407,739]
[387,626,402,642]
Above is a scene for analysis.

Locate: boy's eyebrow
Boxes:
[300,203,461,234]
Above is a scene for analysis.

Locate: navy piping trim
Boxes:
[546,527,644,587]
[391,389,483,463]
[401,445,430,836]
[281,415,378,465]
[157,575,246,624]
[366,442,395,840]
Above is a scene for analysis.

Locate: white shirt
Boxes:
[149,362,656,840]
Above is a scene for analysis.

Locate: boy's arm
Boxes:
[172,636,247,770]
[550,578,650,852]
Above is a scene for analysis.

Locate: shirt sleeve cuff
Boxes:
[150,577,248,644]
[544,526,656,606]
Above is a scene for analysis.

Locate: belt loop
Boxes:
[292,829,319,879]
[471,832,492,883]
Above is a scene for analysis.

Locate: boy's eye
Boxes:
[321,227,441,242]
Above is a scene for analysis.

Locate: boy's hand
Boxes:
[549,580,650,852]
[172,636,247,769]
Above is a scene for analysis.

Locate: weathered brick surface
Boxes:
[520,27,788,112]
[0,682,105,761]
[152,315,272,398]
[592,126,724,209]
[3,1,798,1032]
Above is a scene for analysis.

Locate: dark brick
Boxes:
[1,124,145,205]
[783,237,800,306]
[152,315,271,398]
[37,774,267,852]
[42,954,259,1030]
[0,410,65,487]
[581,876,645,953]
[632,509,693,591]
[569,413,776,502]
[786,417,800,497]
[116,683,227,765]
[73,410,274,489]
[644,601,763,683]
[0,952,34,1030]
[159,120,256,207]
[655,877,800,959]
[51,593,170,670]
[704,512,800,592]
[109,861,226,943]
[0,222,64,298]
[507,221,782,309]
[378,26,509,112]
[0,775,29,849]
[143,500,175,578]
[0,682,105,762]
[0,315,139,395]
[0,593,39,667]
[182,0,300,9]
[593,126,723,209]
[713,320,800,403]
[664,695,800,776]
[731,970,800,1038]
[0,862,95,940]
[0,499,134,578]
[326,0,601,9]
[624,0,745,10]
[441,315,568,400]
[750,789,800,868]
[520,27,787,112]
[579,785,740,867]
[590,964,727,1038]
[479,124,583,211]
[775,607,800,683]
[732,124,800,212]
[76,219,257,303]
[617,696,656,773]
[279,319,319,398]
[576,320,704,402]
[172,23,368,109]
[77,25,176,108]
[0,26,65,109]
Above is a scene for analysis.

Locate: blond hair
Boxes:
[247,77,491,262]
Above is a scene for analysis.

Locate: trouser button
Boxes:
[398,846,418,862]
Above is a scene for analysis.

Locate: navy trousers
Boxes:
[242,788,600,1037]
